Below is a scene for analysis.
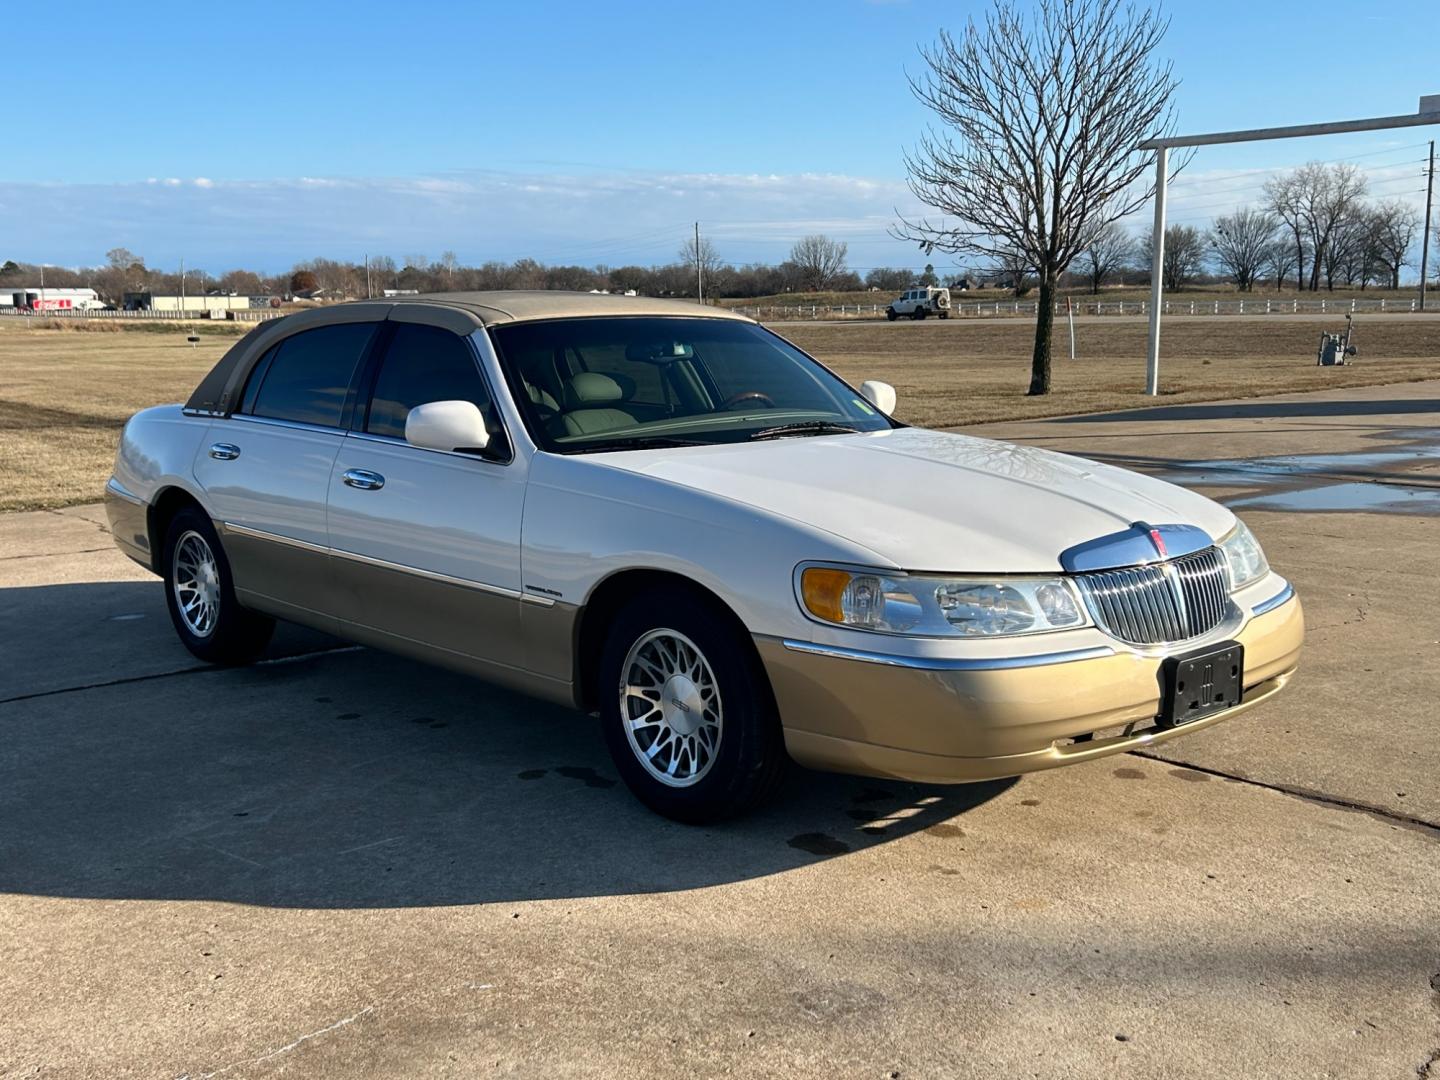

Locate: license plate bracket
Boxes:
[1159,643,1244,728]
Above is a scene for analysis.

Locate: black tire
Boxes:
[912,307,926,320]
[161,506,275,665]
[886,308,898,321]
[599,584,786,823]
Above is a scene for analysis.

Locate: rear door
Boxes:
[195,320,380,625]
[326,318,527,669]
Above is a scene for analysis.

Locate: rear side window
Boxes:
[365,323,499,441]
[246,322,377,427]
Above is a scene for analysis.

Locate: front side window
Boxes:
[489,316,895,453]
[365,324,504,454]
[245,322,377,427]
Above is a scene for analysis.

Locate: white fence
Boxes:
[732,296,1432,321]
[0,307,283,322]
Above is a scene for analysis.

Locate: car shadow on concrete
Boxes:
[0,580,1014,909]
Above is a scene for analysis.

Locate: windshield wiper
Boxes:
[561,435,712,454]
[748,421,861,441]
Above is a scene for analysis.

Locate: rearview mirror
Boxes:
[624,340,695,363]
[405,400,490,453]
[860,380,897,415]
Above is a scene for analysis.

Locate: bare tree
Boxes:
[865,267,914,290]
[679,234,724,297]
[1367,200,1421,290]
[1145,224,1205,291]
[1292,162,1367,290]
[1263,173,1308,294]
[1260,237,1303,291]
[788,235,849,291]
[438,250,460,286]
[1080,223,1134,294]
[1209,207,1277,292]
[894,0,1183,395]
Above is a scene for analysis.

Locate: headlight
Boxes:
[799,566,1090,638]
[1218,520,1269,590]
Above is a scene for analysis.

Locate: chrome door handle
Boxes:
[342,468,386,491]
[209,443,241,460]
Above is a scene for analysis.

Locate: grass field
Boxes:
[0,317,1436,512]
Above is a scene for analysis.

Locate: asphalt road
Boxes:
[2,381,1438,1078]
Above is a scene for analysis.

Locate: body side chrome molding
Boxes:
[779,639,1116,671]
[1251,580,1295,617]
[221,520,329,555]
[219,520,552,604]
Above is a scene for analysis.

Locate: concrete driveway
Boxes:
[2,382,1437,1079]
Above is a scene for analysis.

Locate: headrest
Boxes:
[563,372,625,409]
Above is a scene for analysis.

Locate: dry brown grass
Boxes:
[778,317,1440,428]
[0,317,1435,512]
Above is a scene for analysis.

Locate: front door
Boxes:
[194,320,380,625]
[326,321,527,670]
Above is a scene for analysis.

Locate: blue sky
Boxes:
[6,0,1437,273]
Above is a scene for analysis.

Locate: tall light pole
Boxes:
[694,222,704,305]
[1144,147,1168,397]
[1421,139,1434,312]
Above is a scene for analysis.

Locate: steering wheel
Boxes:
[722,390,777,410]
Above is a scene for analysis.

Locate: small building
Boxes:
[124,293,256,313]
[3,287,103,311]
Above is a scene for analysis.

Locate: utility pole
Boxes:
[365,255,372,299]
[39,263,45,311]
[1421,140,1434,312]
[180,255,186,313]
[694,222,704,305]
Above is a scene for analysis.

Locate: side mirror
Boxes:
[859,380,897,415]
[405,400,490,453]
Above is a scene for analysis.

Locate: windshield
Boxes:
[488,316,896,453]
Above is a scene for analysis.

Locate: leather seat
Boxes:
[555,372,636,436]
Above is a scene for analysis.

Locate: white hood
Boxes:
[590,428,1235,572]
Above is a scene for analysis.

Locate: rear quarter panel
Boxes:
[109,405,215,564]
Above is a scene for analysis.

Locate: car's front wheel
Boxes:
[599,585,786,822]
[161,506,275,665]
[886,307,898,321]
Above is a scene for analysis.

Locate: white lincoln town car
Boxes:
[106,292,1303,821]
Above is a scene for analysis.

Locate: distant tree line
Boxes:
[0,235,962,306]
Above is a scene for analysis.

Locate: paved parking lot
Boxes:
[2,381,1438,1078]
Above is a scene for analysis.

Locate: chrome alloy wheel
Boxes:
[172,529,221,637]
[619,628,723,788]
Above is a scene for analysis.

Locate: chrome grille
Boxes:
[1075,547,1230,645]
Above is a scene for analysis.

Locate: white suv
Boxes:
[886,286,950,321]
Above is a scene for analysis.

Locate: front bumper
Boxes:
[757,585,1303,783]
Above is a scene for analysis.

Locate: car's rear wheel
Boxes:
[886,308,898,321]
[599,585,786,823]
[161,506,274,665]
[912,306,926,320]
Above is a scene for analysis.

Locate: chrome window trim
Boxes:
[219,520,552,605]
[225,413,347,437]
[780,639,1116,671]
[1251,580,1295,617]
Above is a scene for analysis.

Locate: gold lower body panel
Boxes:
[758,595,1304,784]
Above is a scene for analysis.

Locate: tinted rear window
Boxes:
[248,323,377,427]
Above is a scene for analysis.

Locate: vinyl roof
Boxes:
[394,290,754,326]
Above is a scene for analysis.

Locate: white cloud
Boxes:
[193,177,214,188]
